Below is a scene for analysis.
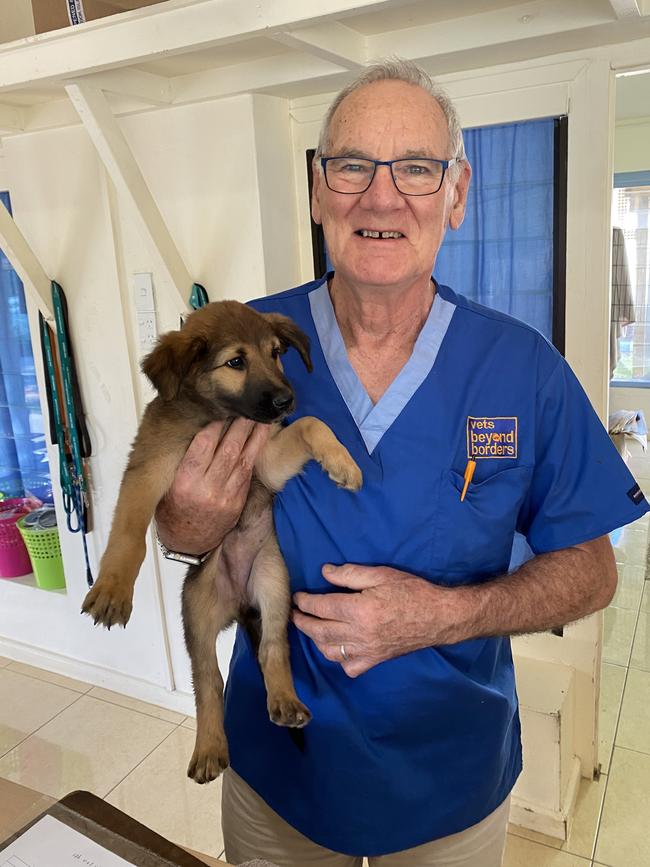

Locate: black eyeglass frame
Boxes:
[319,156,461,196]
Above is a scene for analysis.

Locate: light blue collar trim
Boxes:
[309,281,456,453]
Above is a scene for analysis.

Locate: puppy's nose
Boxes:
[272,391,293,411]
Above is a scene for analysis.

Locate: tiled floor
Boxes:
[1,515,649,865]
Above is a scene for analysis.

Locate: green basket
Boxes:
[17,515,66,590]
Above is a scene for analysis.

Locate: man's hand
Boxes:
[292,536,617,678]
[155,418,272,555]
[292,565,451,678]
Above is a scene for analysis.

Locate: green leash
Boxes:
[40,282,94,587]
[190,283,209,309]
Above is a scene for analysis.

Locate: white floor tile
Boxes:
[0,694,175,799]
[88,686,186,724]
[106,725,224,860]
[7,661,92,694]
[641,585,649,613]
[503,834,591,865]
[611,563,645,610]
[0,668,80,757]
[603,607,637,665]
[595,747,650,867]
[616,668,650,755]
[599,663,626,774]
[630,608,650,672]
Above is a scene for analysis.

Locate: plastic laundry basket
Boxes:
[0,498,38,578]
[17,512,66,590]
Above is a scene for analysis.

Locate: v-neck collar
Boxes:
[309,277,456,454]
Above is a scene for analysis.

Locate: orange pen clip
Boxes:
[460,459,476,502]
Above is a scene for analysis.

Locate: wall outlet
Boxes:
[137,311,158,350]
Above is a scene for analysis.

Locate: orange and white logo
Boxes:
[467,417,518,459]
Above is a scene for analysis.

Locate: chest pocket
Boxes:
[431,466,533,581]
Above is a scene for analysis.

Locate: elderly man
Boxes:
[157,60,647,866]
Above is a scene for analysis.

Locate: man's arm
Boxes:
[292,535,617,678]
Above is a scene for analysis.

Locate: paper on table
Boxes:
[0,813,134,867]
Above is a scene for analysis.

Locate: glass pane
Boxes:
[611,186,650,383]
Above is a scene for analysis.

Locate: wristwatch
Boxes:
[157,538,212,567]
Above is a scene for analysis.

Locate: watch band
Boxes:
[157,538,211,567]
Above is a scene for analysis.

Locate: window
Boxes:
[434,116,566,350]
[611,175,650,384]
[0,191,52,502]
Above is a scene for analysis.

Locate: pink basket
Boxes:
[0,498,42,578]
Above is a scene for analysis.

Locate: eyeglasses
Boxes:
[320,156,460,196]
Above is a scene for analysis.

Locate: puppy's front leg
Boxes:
[249,534,311,728]
[82,443,183,628]
[256,418,362,492]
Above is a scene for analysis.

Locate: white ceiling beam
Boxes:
[68,69,173,105]
[271,22,367,70]
[608,0,642,17]
[171,52,346,104]
[367,0,613,64]
[65,82,189,312]
[0,103,24,133]
[0,200,54,320]
[0,0,400,92]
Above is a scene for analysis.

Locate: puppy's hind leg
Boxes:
[249,535,311,729]
[182,552,236,784]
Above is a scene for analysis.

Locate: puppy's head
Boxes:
[141,301,312,423]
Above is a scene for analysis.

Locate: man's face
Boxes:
[312,80,471,294]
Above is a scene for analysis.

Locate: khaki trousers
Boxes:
[222,769,510,867]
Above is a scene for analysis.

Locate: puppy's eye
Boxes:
[271,346,282,359]
[225,357,245,370]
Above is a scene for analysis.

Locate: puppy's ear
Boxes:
[141,331,208,400]
[264,313,313,372]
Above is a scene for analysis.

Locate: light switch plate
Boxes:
[134,272,155,312]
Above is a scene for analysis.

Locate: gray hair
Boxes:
[315,58,466,167]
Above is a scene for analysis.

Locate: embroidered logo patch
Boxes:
[627,484,645,505]
[467,417,518,459]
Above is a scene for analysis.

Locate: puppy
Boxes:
[81,301,362,783]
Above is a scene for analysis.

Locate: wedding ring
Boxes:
[340,644,348,661]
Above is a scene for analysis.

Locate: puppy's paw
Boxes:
[327,454,362,492]
[187,742,229,784]
[316,444,362,492]
[81,575,133,629]
[268,695,312,729]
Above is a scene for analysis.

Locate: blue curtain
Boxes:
[0,192,52,502]
[434,117,556,339]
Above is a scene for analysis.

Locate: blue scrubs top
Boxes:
[224,276,648,857]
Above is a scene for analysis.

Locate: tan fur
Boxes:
[81,300,362,783]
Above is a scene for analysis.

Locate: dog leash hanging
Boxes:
[180,283,209,328]
[190,283,209,309]
[40,282,94,587]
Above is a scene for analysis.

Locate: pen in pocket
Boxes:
[460,459,476,502]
